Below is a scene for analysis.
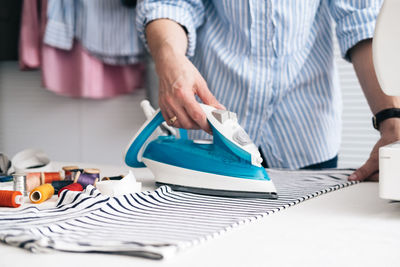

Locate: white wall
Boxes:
[0,39,380,168]
[0,61,146,165]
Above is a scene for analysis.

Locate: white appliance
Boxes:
[373,0,400,200]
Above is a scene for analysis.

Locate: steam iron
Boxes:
[124,100,277,199]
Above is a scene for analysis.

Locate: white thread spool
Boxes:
[13,173,27,196]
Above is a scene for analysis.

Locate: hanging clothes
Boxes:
[44,0,144,65]
[19,0,145,99]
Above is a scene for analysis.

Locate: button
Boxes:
[233,129,252,146]
[212,110,229,124]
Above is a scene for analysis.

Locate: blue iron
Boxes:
[124,100,277,199]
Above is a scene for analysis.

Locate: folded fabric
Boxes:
[0,169,356,259]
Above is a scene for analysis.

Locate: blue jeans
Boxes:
[260,149,338,169]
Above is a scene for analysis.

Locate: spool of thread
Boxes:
[52,180,74,195]
[26,172,42,192]
[62,166,79,180]
[41,171,62,184]
[13,173,27,196]
[74,168,100,188]
[0,190,23,208]
[101,175,124,181]
[29,184,54,204]
[58,183,83,197]
[0,175,13,182]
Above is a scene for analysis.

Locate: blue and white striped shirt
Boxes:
[44,0,144,65]
[136,0,383,169]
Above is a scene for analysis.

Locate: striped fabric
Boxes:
[44,0,144,65]
[0,169,356,259]
[136,0,383,169]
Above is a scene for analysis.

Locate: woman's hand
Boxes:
[146,19,224,134]
[155,48,224,134]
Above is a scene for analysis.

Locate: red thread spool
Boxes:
[0,190,23,208]
[58,183,83,197]
[42,172,62,184]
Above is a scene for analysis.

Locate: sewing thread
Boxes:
[62,166,79,180]
[29,184,54,204]
[74,168,99,188]
[58,183,83,197]
[42,172,62,184]
[52,180,74,195]
[0,175,13,182]
[0,190,23,208]
[26,172,42,192]
[13,173,27,196]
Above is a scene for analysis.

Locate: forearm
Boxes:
[145,19,188,61]
[349,39,400,114]
[348,39,400,181]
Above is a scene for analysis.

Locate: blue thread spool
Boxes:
[0,175,13,182]
[52,180,74,195]
[74,168,100,188]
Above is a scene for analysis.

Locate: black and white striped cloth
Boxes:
[0,169,357,259]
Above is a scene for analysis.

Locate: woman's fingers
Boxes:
[182,93,211,133]
[156,52,220,132]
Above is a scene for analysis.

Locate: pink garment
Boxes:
[19,0,45,69]
[19,0,145,99]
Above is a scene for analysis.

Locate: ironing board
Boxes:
[0,161,399,267]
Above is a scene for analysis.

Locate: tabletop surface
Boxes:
[1,162,399,267]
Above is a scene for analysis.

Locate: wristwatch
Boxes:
[372,108,400,130]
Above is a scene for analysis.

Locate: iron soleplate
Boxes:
[156,182,278,199]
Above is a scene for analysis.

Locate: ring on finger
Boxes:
[169,116,177,125]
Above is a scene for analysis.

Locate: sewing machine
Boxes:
[373,0,400,200]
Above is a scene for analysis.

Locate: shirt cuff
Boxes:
[335,9,378,62]
[44,20,74,50]
[136,5,197,57]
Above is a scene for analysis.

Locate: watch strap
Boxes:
[372,108,400,130]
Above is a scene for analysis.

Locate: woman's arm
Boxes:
[145,19,224,133]
[349,39,400,181]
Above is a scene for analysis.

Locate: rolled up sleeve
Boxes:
[329,0,383,61]
[136,0,205,57]
[43,0,75,50]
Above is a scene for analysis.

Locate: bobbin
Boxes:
[0,190,23,208]
[74,169,99,188]
[13,173,27,196]
[62,166,79,180]
[83,168,100,175]
[26,172,42,192]
[41,171,62,184]
[29,184,54,204]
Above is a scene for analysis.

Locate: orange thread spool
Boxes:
[29,184,54,204]
[0,190,23,208]
[26,172,42,192]
[42,172,62,184]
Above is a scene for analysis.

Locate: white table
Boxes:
[1,162,399,267]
